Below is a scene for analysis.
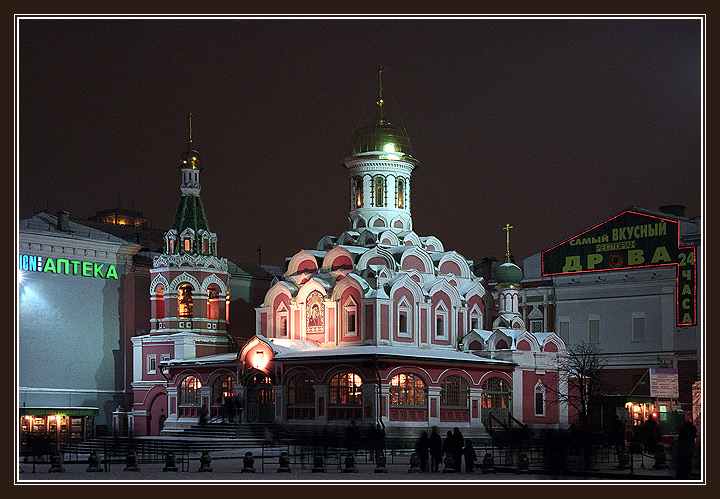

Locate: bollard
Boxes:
[516,453,530,474]
[408,452,421,473]
[278,451,292,473]
[617,448,630,470]
[124,450,140,472]
[442,454,455,473]
[48,452,65,473]
[374,452,388,473]
[241,452,256,473]
[312,454,326,473]
[654,447,668,470]
[86,450,103,472]
[198,450,213,472]
[343,453,359,473]
[481,452,496,474]
[163,451,178,472]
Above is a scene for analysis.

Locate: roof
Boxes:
[19,212,131,246]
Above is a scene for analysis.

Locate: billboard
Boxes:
[541,210,696,326]
[649,367,679,399]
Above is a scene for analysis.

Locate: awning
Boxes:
[20,407,99,417]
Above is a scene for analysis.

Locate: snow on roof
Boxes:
[20,212,131,245]
[272,344,514,365]
[163,352,238,366]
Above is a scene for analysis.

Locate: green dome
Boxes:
[494,262,523,285]
[350,104,412,156]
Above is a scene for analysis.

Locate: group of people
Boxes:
[416,426,478,473]
[217,393,243,423]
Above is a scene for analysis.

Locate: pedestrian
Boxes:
[676,414,697,479]
[224,395,235,423]
[416,431,430,472]
[442,431,454,468]
[643,415,660,454]
[345,420,360,450]
[611,414,626,453]
[217,395,226,423]
[463,439,477,473]
[452,427,464,472]
[429,426,443,472]
[199,404,208,426]
[235,392,244,423]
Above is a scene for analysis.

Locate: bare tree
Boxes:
[553,342,615,427]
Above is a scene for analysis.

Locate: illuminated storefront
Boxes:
[20,407,98,453]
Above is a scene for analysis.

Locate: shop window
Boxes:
[178,284,194,318]
[179,376,202,406]
[288,373,314,405]
[440,375,469,409]
[328,372,362,405]
[390,373,427,407]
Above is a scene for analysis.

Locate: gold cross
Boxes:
[188,112,194,142]
[503,223,514,261]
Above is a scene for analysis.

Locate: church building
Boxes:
[131,77,569,439]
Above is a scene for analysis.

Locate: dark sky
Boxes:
[17,17,702,269]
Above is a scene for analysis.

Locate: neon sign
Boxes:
[18,254,119,280]
[541,210,696,326]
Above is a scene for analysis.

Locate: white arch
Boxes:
[356,229,378,246]
[201,273,228,295]
[423,236,444,253]
[330,274,367,301]
[322,245,355,272]
[399,246,435,274]
[169,272,201,292]
[402,231,421,247]
[427,279,462,308]
[378,230,400,247]
[150,273,170,294]
[516,331,541,352]
[356,247,397,272]
[438,251,471,278]
[389,273,424,305]
[285,249,319,277]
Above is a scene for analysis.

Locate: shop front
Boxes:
[19,407,99,455]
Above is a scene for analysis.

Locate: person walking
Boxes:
[442,431,454,470]
[416,431,430,472]
[463,439,478,473]
[451,427,464,472]
[429,426,443,472]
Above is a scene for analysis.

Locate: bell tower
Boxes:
[343,67,419,232]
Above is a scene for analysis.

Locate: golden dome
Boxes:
[350,101,412,156]
[180,141,201,170]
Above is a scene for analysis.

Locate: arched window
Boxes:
[375,177,384,207]
[534,382,546,416]
[212,375,236,404]
[154,284,165,320]
[328,372,362,405]
[397,178,405,209]
[288,373,314,405]
[178,284,194,318]
[481,377,512,425]
[183,237,192,252]
[390,373,427,407]
[207,286,220,320]
[168,237,175,254]
[179,376,202,406]
[355,176,363,208]
[440,375,469,409]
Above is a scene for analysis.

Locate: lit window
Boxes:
[328,372,362,405]
[213,375,236,404]
[207,287,219,320]
[355,177,363,208]
[184,238,191,252]
[397,178,405,209]
[178,284,194,318]
[390,373,427,407]
[375,177,384,207]
[179,376,202,406]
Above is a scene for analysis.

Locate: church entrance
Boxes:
[245,372,275,423]
[481,377,513,427]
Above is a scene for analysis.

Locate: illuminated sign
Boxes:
[18,254,118,280]
[649,368,679,399]
[542,210,696,326]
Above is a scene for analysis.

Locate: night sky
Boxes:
[17,17,703,270]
